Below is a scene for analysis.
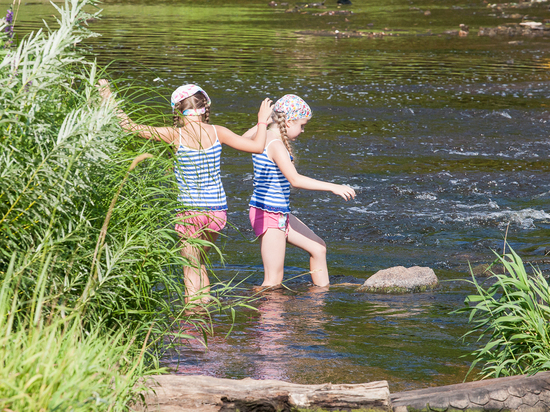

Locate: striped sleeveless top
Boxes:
[249,140,291,214]
[174,126,227,211]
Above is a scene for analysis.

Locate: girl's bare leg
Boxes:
[180,232,219,303]
[259,228,287,286]
[287,214,329,286]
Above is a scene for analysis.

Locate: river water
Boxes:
[10,0,550,391]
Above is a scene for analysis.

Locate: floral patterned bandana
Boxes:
[273,94,312,121]
[170,84,211,116]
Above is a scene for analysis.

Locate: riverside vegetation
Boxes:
[2,0,550,409]
[0,0,253,409]
[458,247,550,380]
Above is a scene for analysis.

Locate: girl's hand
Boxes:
[333,184,356,201]
[257,98,274,124]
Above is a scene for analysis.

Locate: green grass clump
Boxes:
[457,247,550,379]
[0,255,157,411]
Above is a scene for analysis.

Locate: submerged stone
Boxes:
[357,266,438,293]
[471,262,506,277]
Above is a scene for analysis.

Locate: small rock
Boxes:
[303,2,326,7]
[520,21,543,28]
[532,246,550,256]
[459,30,469,37]
[424,10,431,16]
[357,266,438,293]
[478,27,498,37]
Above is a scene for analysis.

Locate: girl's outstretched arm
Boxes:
[97,79,176,145]
[216,98,273,153]
[270,141,356,201]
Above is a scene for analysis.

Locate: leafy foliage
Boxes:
[457,247,550,379]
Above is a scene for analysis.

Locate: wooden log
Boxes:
[391,371,550,411]
[139,375,392,412]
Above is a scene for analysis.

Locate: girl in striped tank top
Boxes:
[248,94,356,288]
[98,80,273,302]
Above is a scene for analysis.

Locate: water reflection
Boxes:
[253,288,326,380]
[166,287,330,381]
[251,288,294,381]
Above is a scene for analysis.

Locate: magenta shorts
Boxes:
[249,206,289,237]
[175,210,227,238]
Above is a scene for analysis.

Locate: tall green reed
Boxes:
[457,247,550,379]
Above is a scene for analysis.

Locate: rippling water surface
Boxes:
[9,0,550,391]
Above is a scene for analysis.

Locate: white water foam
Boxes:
[449,150,480,156]
[448,208,550,229]
[415,193,437,201]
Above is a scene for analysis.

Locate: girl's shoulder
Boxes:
[266,137,285,150]
[265,137,287,160]
[207,124,227,137]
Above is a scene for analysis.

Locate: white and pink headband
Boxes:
[274,94,312,121]
[171,84,211,116]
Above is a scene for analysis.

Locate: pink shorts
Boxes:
[249,206,289,238]
[175,210,227,238]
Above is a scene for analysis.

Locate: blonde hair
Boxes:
[273,111,294,162]
[172,92,211,127]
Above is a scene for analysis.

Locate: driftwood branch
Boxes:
[140,375,392,412]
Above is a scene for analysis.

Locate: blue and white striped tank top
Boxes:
[174,126,227,211]
[249,140,291,214]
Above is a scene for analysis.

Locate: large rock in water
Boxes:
[358,266,438,293]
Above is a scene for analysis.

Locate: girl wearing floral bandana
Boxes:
[98,79,273,302]
[248,94,356,287]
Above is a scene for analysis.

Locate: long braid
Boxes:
[203,106,210,124]
[276,111,294,162]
